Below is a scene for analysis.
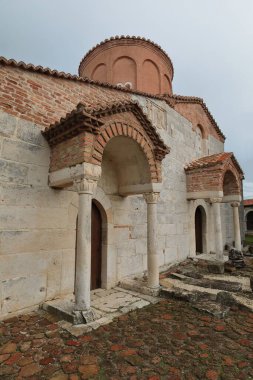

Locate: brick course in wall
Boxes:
[0,65,131,127]
[0,63,224,148]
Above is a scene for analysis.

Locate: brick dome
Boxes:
[78,36,174,95]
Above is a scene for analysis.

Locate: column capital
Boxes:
[143,192,160,204]
[70,162,101,194]
[73,178,98,194]
[210,197,223,204]
[231,201,240,208]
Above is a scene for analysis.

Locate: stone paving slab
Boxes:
[43,287,159,336]
[0,298,253,379]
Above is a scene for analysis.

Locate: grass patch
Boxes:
[245,234,253,245]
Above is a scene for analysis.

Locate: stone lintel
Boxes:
[186,190,223,201]
[49,162,101,189]
[119,183,162,196]
[222,194,242,203]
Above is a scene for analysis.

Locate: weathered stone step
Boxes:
[169,272,242,292]
[192,300,230,318]
[160,286,230,318]
[160,285,216,303]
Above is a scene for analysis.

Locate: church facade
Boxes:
[0,36,244,320]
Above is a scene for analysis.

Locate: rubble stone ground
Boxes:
[160,255,253,315]
[1,297,253,380]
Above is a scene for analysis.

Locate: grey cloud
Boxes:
[0,0,252,192]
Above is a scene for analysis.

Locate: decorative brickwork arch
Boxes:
[185,152,244,198]
[43,100,170,184]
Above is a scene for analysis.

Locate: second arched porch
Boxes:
[185,152,244,260]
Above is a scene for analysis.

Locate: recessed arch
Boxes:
[92,121,161,183]
[196,124,207,139]
[101,136,151,190]
[163,74,172,94]
[223,169,240,196]
[91,63,107,82]
[112,56,137,89]
[142,59,160,94]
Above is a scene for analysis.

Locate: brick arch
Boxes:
[92,121,161,182]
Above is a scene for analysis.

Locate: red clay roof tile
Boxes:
[244,199,253,206]
[185,152,244,177]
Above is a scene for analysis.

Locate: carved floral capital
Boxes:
[231,201,240,208]
[73,178,98,194]
[210,197,223,204]
[143,192,160,204]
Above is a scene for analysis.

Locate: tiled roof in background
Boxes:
[185,152,244,176]
[244,199,253,206]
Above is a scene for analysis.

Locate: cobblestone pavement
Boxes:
[0,299,253,380]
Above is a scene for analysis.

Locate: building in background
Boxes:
[244,199,253,233]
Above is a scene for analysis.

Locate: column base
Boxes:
[147,283,160,290]
[42,298,98,325]
[72,309,97,325]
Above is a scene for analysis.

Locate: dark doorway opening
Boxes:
[91,201,102,290]
[247,211,253,231]
[195,206,203,254]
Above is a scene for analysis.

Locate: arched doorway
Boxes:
[247,211,253,231]
[195,206,206,254]
[91,201,102,290]
[195,207,203,254]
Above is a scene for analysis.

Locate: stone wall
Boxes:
[0,111,78,319]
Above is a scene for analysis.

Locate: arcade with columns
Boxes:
[42,101,170,320]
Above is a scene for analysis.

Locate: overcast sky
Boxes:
[0,0,252,197]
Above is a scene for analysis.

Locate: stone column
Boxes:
[231,202,241,251]
[188,200,196,258]
[144,192,160,288]
[74,178,97,311]
[210,198,223,261]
